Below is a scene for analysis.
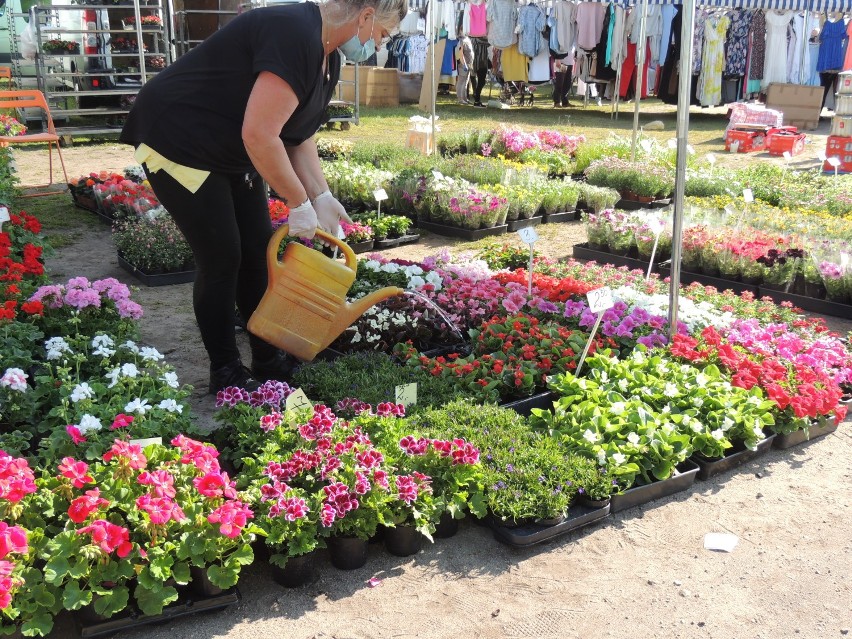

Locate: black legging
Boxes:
[472,68,488,103]
[820,72,837,109]
[143,166,276,368]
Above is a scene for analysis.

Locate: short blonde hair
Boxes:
[322,0,407,30]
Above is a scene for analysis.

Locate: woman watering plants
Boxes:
[120,0,406,394]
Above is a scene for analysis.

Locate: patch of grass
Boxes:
[12,192,100,248]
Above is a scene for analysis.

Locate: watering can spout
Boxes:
[247,224,408,362]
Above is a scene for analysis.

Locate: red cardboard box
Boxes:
[823,135,852,173]
[768,131,806,156]
[725,126,768,153]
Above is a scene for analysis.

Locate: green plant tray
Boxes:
[490,503,610,548]
[506,217,542,232]
[78,588,240,638]
[691,434,776,481]
[118,254,196,287]
[417,221,508,241]
[773,419,839,450]
[610,460,700,514]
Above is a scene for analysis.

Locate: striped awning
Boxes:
[409,0,852,15]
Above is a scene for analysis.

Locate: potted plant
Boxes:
[341,220,374,253]
[113,211,195,286]
[42,39,79,54]
[0,115,26,138]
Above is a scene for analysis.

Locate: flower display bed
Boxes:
[417,221,508,241]
[506,217,542,232]
[489,503,611,548]
[773,418,839,450]
[609,460,700,514]
[78,588,240,639]
[117,254,196,287]
[692,435,777,481]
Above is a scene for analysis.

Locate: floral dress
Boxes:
[748,10,766,81]
[692,9,709,75]
[697,13,730,106]
[724,9,754,77]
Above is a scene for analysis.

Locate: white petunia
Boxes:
[0,368,28,392]
[663,383,679,398]
[711,429,725,440]
[612,452,627,465]
[121,363,139,378]
[70,382,95,403]
[124,397,150,415]
[77,414,103,434]
[627,432,640,445]
[364,260,381,270]
[157,399,183,413]
[583,429,599,444]
[408,275,426,288]
[140,347,163,362]
[161,372,179,389]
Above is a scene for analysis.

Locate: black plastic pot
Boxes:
[609,460,700,514]
[117,254,196,287]
[384,524,425,557]
[692,435,776,481]
[269,552,318,588]
[499,391,555,417]
[490,503,610,548]
[773,419,839,450]
[189,565,224,597]
[327,535,369,570]
[434,512,461,539]
[577,496,612,509]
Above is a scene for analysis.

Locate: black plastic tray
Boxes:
[542,210,579,223]
[754,288,851,319]
[773,419,839,449]
[396,233,421,246]
[657,266,760,297]
[490,503,610,548]
[499,391,555,417]
[79,589,240,638]
[417,221,508,241]
[615,198,671,211]
[610,460,700,514]
[373,237,401,250]
[506,217,542,232]
[572,243,651,272]
[117,255,196,287]
[692,435,776,481]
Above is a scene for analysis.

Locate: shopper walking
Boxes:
[455,33,474,104]
[120,0,406,394]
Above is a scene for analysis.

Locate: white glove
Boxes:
[287,199,318,239]
[312,190,353,238]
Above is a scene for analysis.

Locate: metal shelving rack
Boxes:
[327,62,358,130]
[31,1,173,139]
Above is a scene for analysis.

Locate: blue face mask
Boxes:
[339,14,376,63]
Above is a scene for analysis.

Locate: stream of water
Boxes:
[402,290,467,344]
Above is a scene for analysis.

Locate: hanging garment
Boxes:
[762,11,794,89]
[486,0,517,49]
[724,9,754,77]
[604,3,616,65]
[517,4,546,58]
[465,1,488,38]
[398,11,421,36]
[610,5,627,71]
[576,2,606,51]
[554,0,577,56]
[646,6,663,65]
[529,36,551,81]
[658,5,682,104]
[844,20,852,71]
[748,9,766,82]
[442,38,458,76]
[817,18,847,72]
[692,9,709,76]
[426,0,457,35]
[501,44,528,81]
[697,13,730,106]
[593,3,616,81]
[808,41,821,84]
[619,41,650,98]
[408,34,429,74]
[659,4,677,67]
[786,12,817,84]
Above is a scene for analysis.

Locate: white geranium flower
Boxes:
[140,347,163,362]
[711,429,725,440]
[0,368,28,392]
[45,337,72,360]
[627,432,640,445]
[106,368,122,388]
[663,383,679,398]
[92,343,115,357]
[121,363,139,378]
[125,398,150,415]
[92,334,114,348]
[77,414,103,434]
[123,340,140,354]
[583,429,599,444]
[157,399,183,413]
[70,382,95,403]
[612,452,627,465]
[161,372,179,389]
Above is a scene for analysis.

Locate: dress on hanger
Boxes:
[517,4,546,58]
[529,36,551,81]
[486,0,518,49]
[501,44,529,81]
[697,13,730,106]
[748,9,766,87]
[575,1,606,51]
[553,0,577,56]
[724,9,754,77]
[658,4,677,66]
[466,1,488,37]
[692,9,709,75]
[762,10,794,89]
[786,12,817,84]
[816,18,847,72]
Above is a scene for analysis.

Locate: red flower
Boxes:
[68,488,110,524]
[65,425,87,446]
[58,457,94,488]
[77,520,132,557]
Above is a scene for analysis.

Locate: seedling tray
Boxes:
[692,435,776,481]
[417,221,508,241]
[490,503,610,548]
[542,210,579,223]
[117,255,196,287]
[773,419,839,450]
[506,217,542,232]
[499,391,555,417]
[610,460,700,513]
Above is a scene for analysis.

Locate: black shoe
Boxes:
[473,101,486,108]
[251,350,298,383]
[209,359,261,395]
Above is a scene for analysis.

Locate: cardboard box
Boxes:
[765,83,823,131]
[768,131,806,156]
[823,135,852,173]
[725,125,768,153]
[338,66,400,107]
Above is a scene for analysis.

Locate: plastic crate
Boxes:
[768,131,806,156]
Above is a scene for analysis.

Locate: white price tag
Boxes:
[818,151,827,162]
[0,207,9,223]
[516,226,539,244]
[729,141,740,154]
[827,156,841,168]
[431,170,445,181]
[586,286,614,314]
[686,144,695,155]
[782,151,792,161]
[285,388,313,412]
[640,139,653,154]
[130,437,162,448]
[667,138,677,149]
[373,188,388,202]
[841,252,851,268]
[742,188,754,203]
[706,153,716,166]
[395,383,417,407]
[724,205,735,217]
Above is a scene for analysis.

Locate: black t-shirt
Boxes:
[120,3,341,174]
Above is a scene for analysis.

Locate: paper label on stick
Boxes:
[286,388,313,412]
[395,383,417,407]
[0,207,8,224]
[818,151,827,162]
[742,188,754,203]
[827,157,841,168]
[706,153,716,165]
[431,170,445,181]
[782,151,792,161]
[517,227,539,244]
[374,188,388,201]
[130,437,162,448]
[587,286,614,314]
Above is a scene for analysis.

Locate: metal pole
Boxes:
[630,0,649,161]
[430,3,436,155]
[668,0,697,339]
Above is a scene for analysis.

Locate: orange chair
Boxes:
[0,67,11,82]
[0,89,68,197]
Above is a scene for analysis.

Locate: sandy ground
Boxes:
[9,139,852,639]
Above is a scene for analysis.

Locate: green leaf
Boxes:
[135,584,179,617]
[43,557,71,584]
[206,563,239,590]
[171,561,191,585]
[20,613,54,637]
[61,580,91,611]
[229,543,254,566]
[94,586,130,618]
[149,554,174,581]
[68,558,88,580]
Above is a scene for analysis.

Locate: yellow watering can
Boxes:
[247,224,404,362]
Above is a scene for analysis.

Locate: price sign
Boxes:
[841,252,851,269]
[742,188,754,203]
[827,156,841,168]
[706,153,716,166]
[431,170,445,181]
[395,383,418,407]
[0,206,8,231]
[818,151,827,163]
[374,188,388,202]
[130,437,162,448]
[285,388,313,412]
[640,139,653,154]
[517,226,539,244]
[782,151,792,162]
[586,286,614,314]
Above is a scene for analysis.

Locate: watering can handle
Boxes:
[268,224,357,271]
